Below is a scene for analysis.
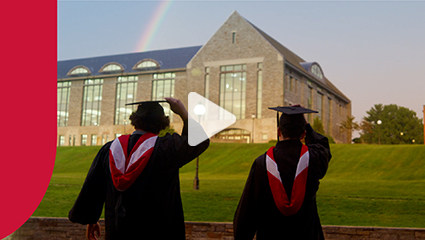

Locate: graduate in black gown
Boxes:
[69,97,209,240]
[234,105,331,240]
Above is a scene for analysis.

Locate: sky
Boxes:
[57,0,425,137]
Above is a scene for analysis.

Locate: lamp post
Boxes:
[377,120,382,145]
[193,103,206,190]
[251,114,256,143]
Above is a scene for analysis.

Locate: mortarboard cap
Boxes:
[269,106,318,125]
[269,105,318,126]
[269,106,318,139]
[125,100,168,118]
[125,100,167,106]
[268,106,318,115]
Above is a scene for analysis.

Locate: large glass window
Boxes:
[152,73,175,119]
[57,81,71,127]
[81,79,103,126]
[257,63,263,119]
[219,64,246,119]
[115,76,138,125]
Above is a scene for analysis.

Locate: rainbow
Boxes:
[135,1,174,52]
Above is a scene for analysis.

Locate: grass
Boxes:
[33,143,425,228]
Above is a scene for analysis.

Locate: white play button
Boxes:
[188,92,236,146]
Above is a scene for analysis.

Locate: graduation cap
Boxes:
[268,106,318,115]
[268,106,318,140]
[125,100,169,117]
[125,100,167,106]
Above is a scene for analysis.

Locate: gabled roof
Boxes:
[247,20,350,103]
[57,46,202,79]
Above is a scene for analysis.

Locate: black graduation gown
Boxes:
[68,120,210,240]
[234,124,331,240]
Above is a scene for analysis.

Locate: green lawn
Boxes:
[34,143,425,228]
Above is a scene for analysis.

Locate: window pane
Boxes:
[152,73,175,120]
[81,134,87,146]
[219,64,246,119]
[317,93,323,120]
[257,67,263,119]
[115,76,138,125]
[57,81,71,127]
[104,64,122,72]
[82,79,103,126]
[58,135,65,146]
[138,60,157,69]
[70,67,88,75]
[91,135,97,146]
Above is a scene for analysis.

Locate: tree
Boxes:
[312,116,335,144]
[359,119,373,144]
[312,117,325,135]
[339,116,360,143]
[360,104,424,144]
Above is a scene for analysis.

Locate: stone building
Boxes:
[57,11,351,146]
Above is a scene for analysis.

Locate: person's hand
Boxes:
[86,222,101,240]
[165,97,188,121]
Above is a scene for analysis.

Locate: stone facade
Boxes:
[186,12,350,144]
[57,11,351,146]
[187,12,284,144]
[6,218,425,240]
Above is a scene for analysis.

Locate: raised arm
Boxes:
[160,97,209,169]
[304,123,332,179]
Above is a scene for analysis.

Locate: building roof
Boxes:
[248,21,350,103]
[57,46,202,79]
